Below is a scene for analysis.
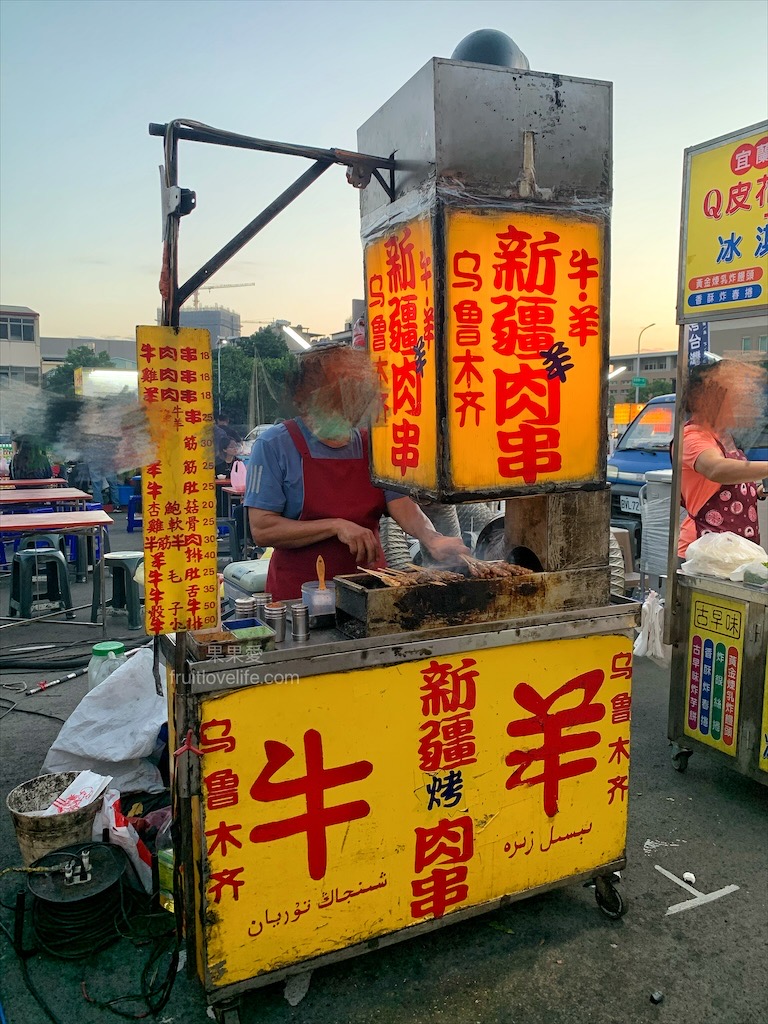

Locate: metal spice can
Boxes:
[263,603,286,642]
[234,597,256,619]
[290,602,309,640]
[254,593,272,620]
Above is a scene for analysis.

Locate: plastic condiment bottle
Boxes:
[156,815,175,914]
[87,641,127,690]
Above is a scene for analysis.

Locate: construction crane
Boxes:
[192,282,255,309]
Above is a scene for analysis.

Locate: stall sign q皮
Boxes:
[136,326,219,634]
[678,123,768,323]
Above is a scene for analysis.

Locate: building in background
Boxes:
[608,316,768,407]
[40,336,137,371]
[0,305,41,388]
[156,305,241,343]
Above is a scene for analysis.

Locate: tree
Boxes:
[638,378,674,403]
[43,346,114,395]
[215,328,298,428]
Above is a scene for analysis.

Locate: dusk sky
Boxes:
[1,0,766,355]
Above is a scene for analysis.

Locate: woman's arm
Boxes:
[248,508,380,564]
[693,448,768,485]
[386,496,469,562]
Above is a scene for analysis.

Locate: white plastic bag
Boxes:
[92,789,153,892]
[43,648,167,794]
[729,559,768,585]
[633,591,672,669]
[681,531,767,579]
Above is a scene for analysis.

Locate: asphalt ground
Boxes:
[0,516,766,1024]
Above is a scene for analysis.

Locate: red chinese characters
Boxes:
[136,328,217,633]
[413,659,479,919]
[449,214,602,486]
[367,221,434,479]
[249,730,373,881]
[505,669,606,817]
[200,716,246,904]
[410,815,473,919]
[418,658,479,772]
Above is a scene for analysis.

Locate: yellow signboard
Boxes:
[365,217,437,490]
[194,635,632,987]
[684,592,746,755]
[445,210,605,490]
[679,123,768,322]
[759,661,768,774]
[136,326,218,634]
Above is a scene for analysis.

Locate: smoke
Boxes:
[1,384,152,477]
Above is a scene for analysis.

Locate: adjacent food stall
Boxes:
[144,42,641,1023]
[666,121,768,781]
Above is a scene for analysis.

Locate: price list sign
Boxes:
[136,326,219,634]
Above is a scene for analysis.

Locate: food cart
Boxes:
[666,122,768,781]
[145,40,641,1023]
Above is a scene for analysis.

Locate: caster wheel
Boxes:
[214,1005,241,1024]
[672,748,692,773]
[594,874,626,919]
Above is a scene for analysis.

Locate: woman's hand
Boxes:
[335,520,379,565]
[421,533,470,565]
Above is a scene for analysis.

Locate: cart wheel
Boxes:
[594,874,626,919]
[671,747,693,773]
[214,1003,241,1024]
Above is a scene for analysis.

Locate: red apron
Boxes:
[266,420,388,601]
[691,442,760,546]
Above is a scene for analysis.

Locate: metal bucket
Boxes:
[6,772,101,866]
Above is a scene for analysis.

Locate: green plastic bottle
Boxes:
[156,816,175,915]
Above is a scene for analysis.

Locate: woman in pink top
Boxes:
[678,361,767,558]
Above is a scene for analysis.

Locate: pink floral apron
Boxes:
[691,441,760,545]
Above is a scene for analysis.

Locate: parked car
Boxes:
[238,423,280,460]
[608,392,768,558]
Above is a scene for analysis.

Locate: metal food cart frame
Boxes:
[163,598,638,1022]
[665,121,768,782]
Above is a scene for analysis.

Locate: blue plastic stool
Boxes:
[127,494,143,533]
[9,549,74,619]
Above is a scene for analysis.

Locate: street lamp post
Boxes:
[635,323,656,405]
[216,338,228,417]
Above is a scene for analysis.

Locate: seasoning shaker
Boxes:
[290,602,310,641]
[254,593,272,621]
[263,602,286,642]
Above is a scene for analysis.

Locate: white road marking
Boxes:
[654,864,739,916]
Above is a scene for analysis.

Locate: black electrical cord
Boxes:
[0,635,150,671]
[0,844,179,1022]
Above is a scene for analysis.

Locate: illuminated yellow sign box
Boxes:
[366,210,606,497]
[194,635,631,988]
[366,217,438,491]
[679,123,768,323]
[136,326,219,634]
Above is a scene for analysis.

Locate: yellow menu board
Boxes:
[684,592,746,755]
[136,326,218,633]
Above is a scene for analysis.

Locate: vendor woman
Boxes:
[244,343,469,601]
[678,360,767,559]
